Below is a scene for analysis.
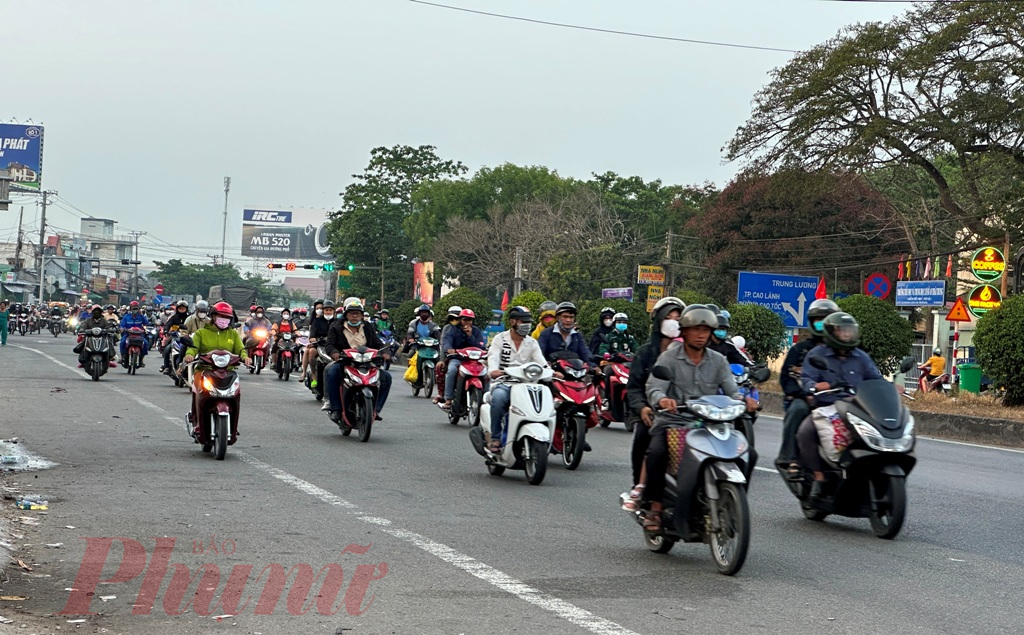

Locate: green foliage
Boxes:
[836,294,914,376]
[434,287,493,330]
[974,295,1024,407]
[725,303,788,362]
[540,244,633,300]
[675,289,719,307]
[577,299,651,343]
[393,299,425,335]
[503,291,549,326]
[152,260,283,304]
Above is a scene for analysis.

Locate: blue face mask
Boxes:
[347,320,361,327]
[615,323,628,332]
[713,329,727,340]
[812,321,824,334]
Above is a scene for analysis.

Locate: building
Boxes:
[79,218,141,299]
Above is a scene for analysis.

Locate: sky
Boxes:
[0,0,910,278]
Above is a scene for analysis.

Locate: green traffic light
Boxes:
[347,264,355,272]
[323,263,335,271]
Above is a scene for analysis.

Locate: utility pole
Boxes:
[37,190,53,303]
[221,177,231,261]
[380,259,385,311]
[1001,230,1010,297]
[663,232,674,290]
[13,206,24,271]
[129,231,146,297]
[513,246,523,296]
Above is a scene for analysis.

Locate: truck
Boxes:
[208,285,258,314]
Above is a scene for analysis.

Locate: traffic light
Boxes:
[323,263,335,272]
[347,264,355,272]
[285,262,297,271]
[267,263,284,269]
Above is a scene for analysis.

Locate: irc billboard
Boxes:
[240,207,333,260]
[0,124,44,191]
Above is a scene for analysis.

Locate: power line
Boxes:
[406,0,799,53]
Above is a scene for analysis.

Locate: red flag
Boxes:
[898,258,904,280]
[500,289,510,311]
[945,254,952,277]
[815,275,827,300]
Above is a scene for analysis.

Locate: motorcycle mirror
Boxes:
[750,367,772,383]
[651,365,673,381]
[899,356,916,374]
[808,356,828,371]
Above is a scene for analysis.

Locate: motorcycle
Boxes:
[469,363,556,485]
[917,363,950,394]
[167,327,194,388]
[729,362,766,459]
[145,325,161,349]
[623,365,758,575]
[49,317,62,338]
[777,355,917,539]
[17,313,29,336]
[28,314,39,334]
[549,354,599,470]
[246,327,271,375]
[123,326,147,375]
[274,332,298,381]
[184,350,243,460]
[378,330,397,370]
[79,326,116,381]
[330,346,385,442]
[597,352,633,432]
[306,342,331,401]
[441,347,488,427]
[409,336,440,398]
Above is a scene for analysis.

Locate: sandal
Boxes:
[621,485,645,512]
[642,509,662,533]
[487,440,502,453]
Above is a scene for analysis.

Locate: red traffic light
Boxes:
[285,262,297,271]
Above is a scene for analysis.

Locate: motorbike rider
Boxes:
[323,298,392,423]
[182,301,251,436]
[244,305,271,337]
[74,305,118,368]
[159,301,191,373]
[439,308,486,411]
[588,307,617,354]
[531,301,557,340]
[920,347,947,389]
[597,312,640,408]
[707,309,753,367]
[538,302,593,366]
[620,297,685,512]
[375,309,394,334]
[485,306,552,453]
[431,306,463,403]
[798,312,885,499]
[270,308,296,372]
[642,304,757,532]
[183,300,211,335]
[406,304,439,346]
[118,301,151,367]
[298,299,326,382]
[776,298,839,476]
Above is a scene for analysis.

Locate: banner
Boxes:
[240,207,333,259]
[636,265,665,285]
[0,123,44,190]
[413,262,434,305]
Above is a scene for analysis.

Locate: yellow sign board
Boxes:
[647,298,659,313]
[637,265,665,286]
[648,285,664,300]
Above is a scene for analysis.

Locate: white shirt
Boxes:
[487,330,548,380]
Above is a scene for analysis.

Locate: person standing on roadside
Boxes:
[0,301,9,347]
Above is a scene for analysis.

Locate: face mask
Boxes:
[132,309,139,314]
[324,312,335,320]
[812,321,824,334]
[282,314,290,320]
[515,323,532,337]
[615,323,628,332]
[316,308,323,316]
[603,319,613,328]
[256,313,263,318]
[713,329,727,340]
[660,319,681,339]
[347,320,361,327]
[197,311,207,318]
[214,317,231,330]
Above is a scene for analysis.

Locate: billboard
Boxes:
[413,262,434,305]
[240,207,333,260]
[0,124,44,191]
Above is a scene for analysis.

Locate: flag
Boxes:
[898,258,904,281]
[906,255,913,280]
[933,257,940,279]
[815,275,827,300]
[500,289,510,311]
[924,257,932,280]
[946,254,953,277]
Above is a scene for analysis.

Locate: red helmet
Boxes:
[459,309,476,319]
[91,304,103,312]
[250,305,257,312]
[211,302,233,318]
[129,301,140,309]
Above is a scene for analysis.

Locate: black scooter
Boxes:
[777,355,917,539]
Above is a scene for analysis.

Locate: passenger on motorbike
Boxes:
[431,306,463,403]
[270,309,297,372]
[75,305,117,368]
[118,301,151,367]
[642,305,757,531]
[182,302,251,434]
[439,309,486,411]
[531,301,557,340]
[707,310,753,367]
[798,312,885,499]
[588,307,617,355]
[597,312,640,412]
[485,306,552,453]
[776,299,839,476]
[160,301,191,372]
[620,297,685,511]
[324,298,392,423]
[299,299,326,382]
[538,302,593,366]
[183,300,211,335]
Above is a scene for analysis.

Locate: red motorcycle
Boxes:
[124,326,148,375]
[918,364,950,394]
[332,346,384,442]
[549,354,599,470]
[443,347,488,427]
[597,352,634,432]
[186,350,242,460]
[246,327,271,375]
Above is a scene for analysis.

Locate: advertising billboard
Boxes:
[413,262,434,305]
[0,123,44,191]
[240,207,333,260]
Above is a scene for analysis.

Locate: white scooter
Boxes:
[469,363,557,485]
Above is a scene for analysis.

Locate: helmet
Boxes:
[459,308,476,319]
[650,296,685,320]
[416,303,432,315]
[298,308,307,315]
[313,298,324,307]
[600,307,615,319]
[250,305,257,312]
[508,305,532,322]
[807,299,839,323]
[195,300,209,312]
[933,347,942,356]
[538,301,557,318]
[211,302,233,319]
[679,304,718,329]
[822,312,860,351]
[130,301,140,309]
[255,305,265,313]
[323,300,336,309]
[343,297,364,314]
[380,308,389,315]
[717,313,730,329]
[613,312,628,323]
[447,306,463,319]
[105,304,116,312]
[555,301,577,316]
[91,304,103,313]
[175,300,188,309]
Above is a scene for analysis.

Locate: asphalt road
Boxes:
[1,335,1023,634]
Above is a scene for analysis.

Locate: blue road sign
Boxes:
[895,280,946,307]
[737,272,819,328]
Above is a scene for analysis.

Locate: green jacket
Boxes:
[598,330,640,356]
[186,324,248,362]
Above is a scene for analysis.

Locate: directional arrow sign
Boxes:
[737,272,819,328]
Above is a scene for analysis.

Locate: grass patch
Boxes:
[910,391,1024,423]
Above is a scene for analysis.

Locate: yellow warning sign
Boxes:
[945,297,971,322]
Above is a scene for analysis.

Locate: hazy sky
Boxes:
[0,0,907,275]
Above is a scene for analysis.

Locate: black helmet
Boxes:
[313,298,324,307]
[717,313,730,329]
[679,304,718,329]
[807,299,840,322]
[600,307,615,319]
[323,300,336,309]
[555,301,577,316]
[508,305,532,322]
[822,312,860,351]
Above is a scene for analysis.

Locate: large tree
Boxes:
[725,1,1024,243]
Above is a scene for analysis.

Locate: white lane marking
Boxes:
[916,435,1024,455]
[754,466,776,473]
[15,343,644,635]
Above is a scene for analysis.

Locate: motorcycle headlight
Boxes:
[283,333,292,340]
[253,329,267,338]
[91,327,103,336]
[350,351,373,363]
[211,354,231,368]
[848,414,914,452]
[523,364,543,382]
[690,402,746,422]
[467,349,482,360]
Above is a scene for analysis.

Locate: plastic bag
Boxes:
[404,351,419,384]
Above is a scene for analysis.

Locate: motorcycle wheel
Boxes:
[643,529,676,554]
[869,475,907,539]
[523,438,548,486]
[424,371,435,399]
[709,482,750,576]
[356,395,373,443]
[129,352,138,375]
[487,462,505,476]
[599,420,610,428]
[562,415,586,470]
[213,413,229,460]
[255,362,261,375]
[249,365,255,374]
[90,359,102,382]
[466,387,482,428]
[283,367,290,382]
[412,385,420,397]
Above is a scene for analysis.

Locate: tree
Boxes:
[725,2,1024,242]
[540,244,634,301]
[577,299,651,343]
[836,294,914,376]
[503,291,549,326]
[674,289,720,307]
[434,287,493,330]
[393,298,425,337]
[973,295,1024,406]
[725,303,787,362]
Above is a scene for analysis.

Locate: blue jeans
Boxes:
[489,384,511,442]
[444,360,462,400]
[325,362,393,414]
